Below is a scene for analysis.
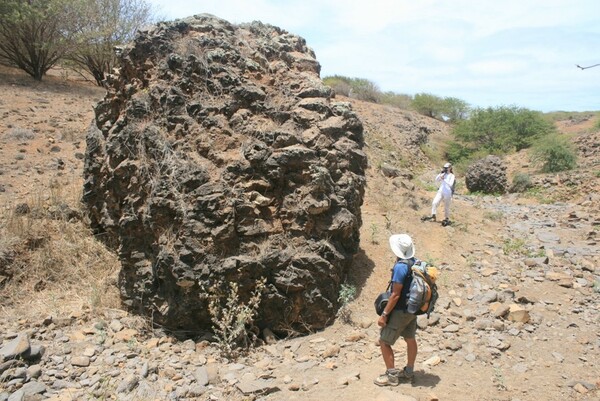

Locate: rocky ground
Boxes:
[0,66,599,401]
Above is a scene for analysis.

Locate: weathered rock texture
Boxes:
[465,155,507,194]
[83,14,366,335]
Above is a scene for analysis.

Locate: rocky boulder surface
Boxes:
[83,14,366,335]
[465,155,508,194]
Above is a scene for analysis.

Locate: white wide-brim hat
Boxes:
[389,234,415,259]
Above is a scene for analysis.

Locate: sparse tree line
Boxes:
[324,75,579,174]
[0,0,155,85]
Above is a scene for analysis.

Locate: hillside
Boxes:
[0,65,598,401]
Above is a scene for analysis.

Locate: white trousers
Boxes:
[431,191,452,219]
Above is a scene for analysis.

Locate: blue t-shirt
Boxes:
[391,258,414,310]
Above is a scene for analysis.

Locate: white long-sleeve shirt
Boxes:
[435,172,455,197]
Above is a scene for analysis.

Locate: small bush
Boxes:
[379,91,412,109]
[200,278,266,358]
[510,173,533,193]
[323,75,381,102]
[323,76,352,97]
[337,283,356,324]
[502,238,528,256]
[530,135,577,173]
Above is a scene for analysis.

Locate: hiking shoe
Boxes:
[396,367,415,382]
[431,214,436,222]
[441,218,450,226]
[374,370,400,387]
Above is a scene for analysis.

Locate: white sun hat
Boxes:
[444,162,452,168]
[389,234,415,259]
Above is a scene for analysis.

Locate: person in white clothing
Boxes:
[429,162,455,225]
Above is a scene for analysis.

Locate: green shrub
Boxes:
[502,238,528,256]
[337,283,357,324]
[510,173,533,193]
[530,134,577,173]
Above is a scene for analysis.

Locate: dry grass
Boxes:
[0,178,121,322]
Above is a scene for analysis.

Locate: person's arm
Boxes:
[378,282,403,327]
[435,172,444,183]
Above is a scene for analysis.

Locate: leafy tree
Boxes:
[0,0,80,80]
[443,97,470,123]
[68,0,154,86]
[411,92,445,119]
[412,93,470,122]
[452,106,555,155]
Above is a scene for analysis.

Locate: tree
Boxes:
[442,97,470,123]
[411,92,445,119]
[68,0,155,86]
[411,93,470,122]
[0,0,79,81]
[452,106,555,155]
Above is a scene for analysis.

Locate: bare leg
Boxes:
[380,342,395,370]
[405,337,417,368]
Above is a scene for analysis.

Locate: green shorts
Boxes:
[380,310,417,345]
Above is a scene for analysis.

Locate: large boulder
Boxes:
[465,155,508,194]
[83,14,366,335]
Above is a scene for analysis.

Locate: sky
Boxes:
[147,0,600,112]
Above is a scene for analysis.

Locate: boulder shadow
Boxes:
[347,247,375,298]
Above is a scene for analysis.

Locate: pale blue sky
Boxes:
[147,0,600,112]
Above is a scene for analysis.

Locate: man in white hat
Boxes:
[374,234,419,386]
[427,162,455,226]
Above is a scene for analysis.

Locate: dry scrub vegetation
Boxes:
[0,178,121,320]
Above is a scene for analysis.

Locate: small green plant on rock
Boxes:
[337,283,357,324]
[593,279,600,294]
[370,223,379,244]
[502,238,534,256]
[200,277,267,359]
[493,366,507,391]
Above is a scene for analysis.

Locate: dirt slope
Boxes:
[0,67,598,401]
